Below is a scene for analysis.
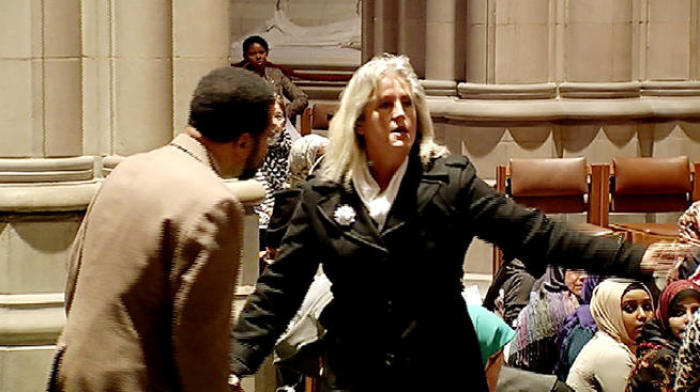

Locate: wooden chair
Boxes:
[591,156,700,246]
[300,103,338,136]
[492,157,620,277]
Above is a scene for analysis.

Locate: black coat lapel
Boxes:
[382,154,447,237]
[315,182,388,253]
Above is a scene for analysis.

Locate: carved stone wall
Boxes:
[364,0,700,275]
[0,1,271,391]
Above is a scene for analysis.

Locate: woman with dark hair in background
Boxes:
[235,35,308,126]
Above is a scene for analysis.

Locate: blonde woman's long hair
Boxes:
[320,54,448,184]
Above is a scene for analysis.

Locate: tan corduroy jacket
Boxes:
[49,133,244,392]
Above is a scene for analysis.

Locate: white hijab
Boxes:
[590,278,651,349]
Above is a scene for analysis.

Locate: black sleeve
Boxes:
[452,156,648,279]
[230,190,321,376]
[265,189,303,249]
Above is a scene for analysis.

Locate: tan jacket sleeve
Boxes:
[171,198,244,392]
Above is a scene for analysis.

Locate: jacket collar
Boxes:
[169,133,221,175]
[382,153,445,236]
[313,153,449,251]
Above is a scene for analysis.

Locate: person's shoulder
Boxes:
[265,66,286,80]
[426,154,476,179]
[136,145,235,201]
[433,154,471,168]
[303,175,340,197]
[588,333,632,362]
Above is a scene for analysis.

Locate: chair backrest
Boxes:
[300,103,338,136]
[507,157,589,215]
[591,156,698,228]
[493,157,606,278]
[611,156,691,212]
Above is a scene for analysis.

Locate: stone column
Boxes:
[112,0,173,156]
[465,0,488,83]
[645,0,693,80]
[82,0,113,157]
[372,0,399,56]
[424,0,458,95]
[172,0,231,134]
[566,0,634,82]
[361,0,375,63]
[397,0,426,78]
[0,1,82,158]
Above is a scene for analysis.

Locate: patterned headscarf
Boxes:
[532,265,569,293]
[512,266,580,372]
[286,134,328,189]
[591,279,652,349]
[679,201,700,247]
[656,280,700,334]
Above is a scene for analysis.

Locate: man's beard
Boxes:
[239,136,263,180]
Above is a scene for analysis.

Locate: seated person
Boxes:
[673,309,700,392]
[255,95,292,248]
[677,201,700,283]
[467,305,516,392]
[626,280,700,392]
[567,279,654,392]
[235,35,308,125]
[484,258,539,327]
[510,266,582,374]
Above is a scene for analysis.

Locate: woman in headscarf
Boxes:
[626,280,700,392]
[673,309,700,392]
[555,275,602,381]
[510,266,582,374]
[467,305,516,392]
[676,201,700,283]
[567,279,654,392]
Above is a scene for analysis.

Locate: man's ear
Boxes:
[234,132,253,150]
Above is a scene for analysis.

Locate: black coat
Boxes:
[231,153,646,391]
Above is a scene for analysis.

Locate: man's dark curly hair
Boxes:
[188,67,274,143]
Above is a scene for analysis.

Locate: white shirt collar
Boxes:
[352,157,409,231]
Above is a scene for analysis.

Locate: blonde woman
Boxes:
[230,55,688,391]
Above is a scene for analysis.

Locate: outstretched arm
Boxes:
[230,196,320,377]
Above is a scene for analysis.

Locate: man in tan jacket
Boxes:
[48,67,275,392]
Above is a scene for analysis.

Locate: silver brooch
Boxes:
[333,204,356,226]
